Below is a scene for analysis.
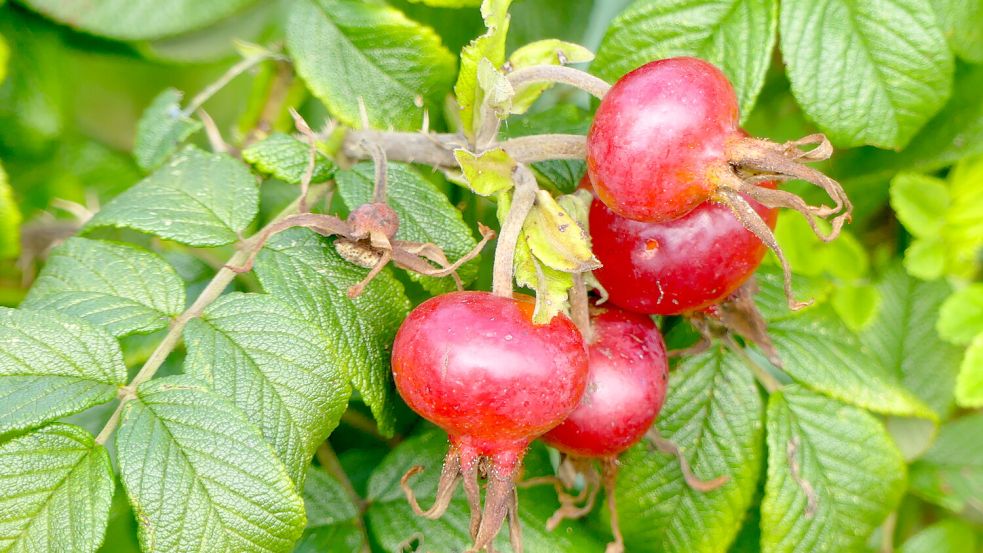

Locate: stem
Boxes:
[493,165,538,298]
[506,65,611,100]
[316,443,371,553]
[724,337,781,393]
[502,134,586,163]
[93,185,329,445]
[879,512,897,553]
[341,130,587,168]
[246,60,294,144]
[184,53,273,116]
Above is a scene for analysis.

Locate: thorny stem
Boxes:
[493,165,538,298]
[506,65,611,100]
[94,185,329,446]
[245,60,294,145]
[316,443,372,553]
[183,52,277,116]
[359,140,390,203]
[723,336,782,394]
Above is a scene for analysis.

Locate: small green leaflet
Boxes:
[0,161,20,259]
[294,467,365,552]
[898,519,978,553]
[761,386,906,553]
[937,285,983,345]
[766,305,936,421]
[287,0,456,131]
[365,427,607,551]
[132,88,202,171]
[615,347,764,553]
[455,0,513,139]
[337,161,480,295]
[0,308,127,435]
[454,147,517,196]
[85,146,259,247]
[254,228,411,436]
[780,0,954,149]
[593,0,777,120]
[862,265,963,418]
[241,132,337,185]
[956,334,983,407]
[0,424,114,553]
[22,237,185,337]
[21,0,258,41]
[909,412,983,520]
[930,0,983,63]
[115,376,306,553]
[184,293,352,485]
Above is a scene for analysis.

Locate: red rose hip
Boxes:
[392,291,589,552]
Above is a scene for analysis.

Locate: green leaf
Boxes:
[337,162,480,295]
[522,190,598,273]
[241,132,337,185]
[593,0,778,119]
[294,467,365,553]
[454,147,517,196]
[0,33,7,85]
[499,104,589,193]
[761,386,907,553]
[767,306,936,420]
[955,333,983,408]
[287,0,456,131]
[85,146,259,247]
[937,284,983,345]
[183,293,352,484]
[930,0,983,63]
[132,88,202,171]
[0,424,114,553]
[507,39,594,114]
[615,347,764,552]
[780,0,954,149]
[0,162,20,260]
[115,376,306,553]
[21,0,258,41]
[898,519,978,553]
[455,0,513,138]
[830,283,879,331]
[366,427,607,551]
[904,237,946,281]
[890,173,949,238]
[909,412,983,520]
[254,228,411,436]
[0,309,126,435]
[863,265,963,417]
[22,237,186,337]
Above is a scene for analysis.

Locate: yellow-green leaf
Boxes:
[522,190,598,273]
[956,333,983,408]
[507,39,594,114]
[0,162,20,259]
[454,147,516,195]
[455,0,513,139]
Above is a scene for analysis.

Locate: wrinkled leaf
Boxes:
[184,293,352,484]
[294,467,365,553]
[781,0,954,148]
[455,0,513,138]
[86,146,259,247]
[454,147,516,195]
[115,376,306,553]
[254,228,411,436]
[909,412,983,521]
[287,0,456,130]
[132,88,202,171]
[23,237,185,337]
[241,132,337,185]
[761,386,906,552]
[0,424,114,553]
[0,309,126,435]
[931,0,983,63]
[522,190,598,273]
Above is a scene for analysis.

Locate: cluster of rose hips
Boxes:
[390,58,851,552]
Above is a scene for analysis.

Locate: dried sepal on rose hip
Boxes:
[391,291,589,552]
[230,137,494,297]
[586,56,852,309]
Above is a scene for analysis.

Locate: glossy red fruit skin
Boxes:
[587,57,739,222]
[589,194,776,315]
[392,291,589,474]
[542,308,668,458]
